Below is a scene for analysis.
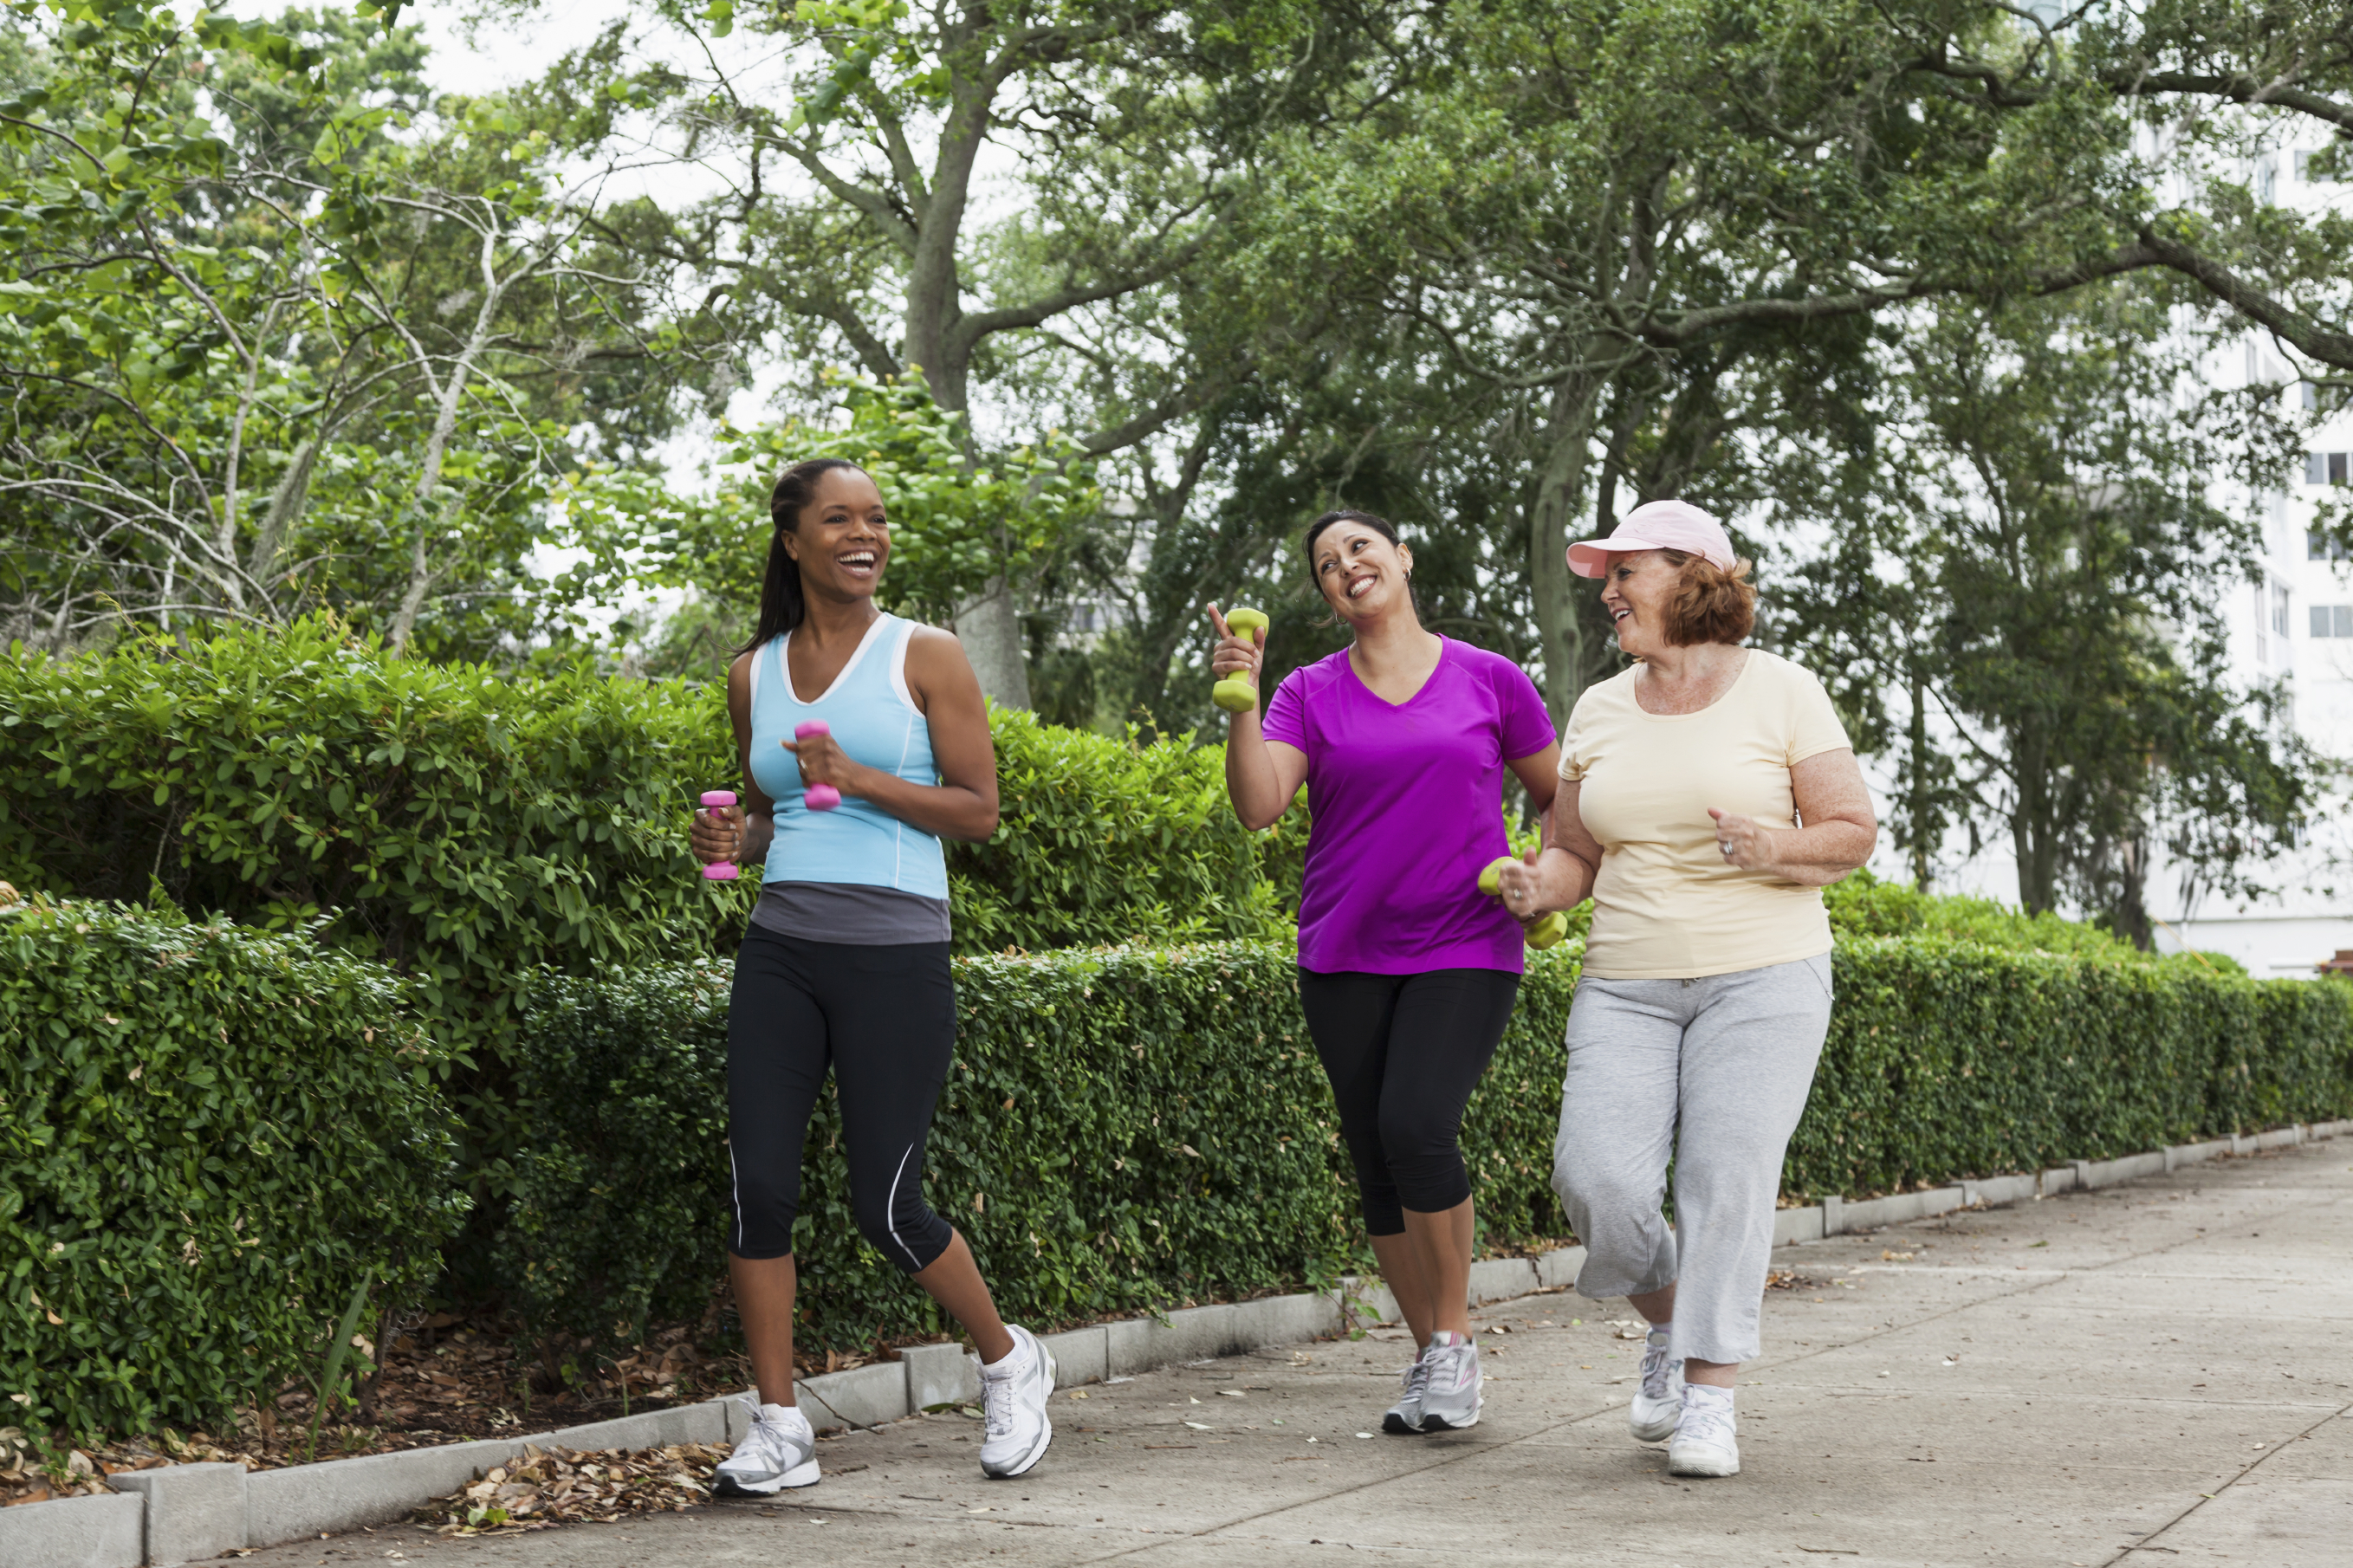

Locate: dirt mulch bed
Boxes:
[0,1306,949,1506]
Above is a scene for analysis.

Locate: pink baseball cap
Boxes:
[1565,499,1735,578]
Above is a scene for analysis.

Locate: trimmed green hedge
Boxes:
[0,894,466,1438]
[1792,937,2353,1195]
[1824,872,2155,961]
[0,621,1305,1195]
[503,937,2351,1357]
[0,620,735,1193]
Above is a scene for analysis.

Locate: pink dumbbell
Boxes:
[794,721,840,810]
[698,790,740,880]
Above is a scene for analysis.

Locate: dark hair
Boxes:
[1658,549,1758,646]
[741,457,866,653]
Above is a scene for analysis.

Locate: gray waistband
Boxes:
[749,880,952,946]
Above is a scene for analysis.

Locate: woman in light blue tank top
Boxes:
[688,457,1057,1489]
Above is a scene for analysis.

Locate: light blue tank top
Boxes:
[746,613,950,901]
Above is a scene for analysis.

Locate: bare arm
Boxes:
[690,651,779,867]
[1209,603,1309,831]
[1497,778,1603,917]
[1710,748,1877,886]
[1507,744,1561,820]
[787,625,1001,842]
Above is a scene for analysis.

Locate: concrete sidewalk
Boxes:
[229,1139,2352,1567]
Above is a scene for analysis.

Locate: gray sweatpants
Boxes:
[1550,954,1832,1367]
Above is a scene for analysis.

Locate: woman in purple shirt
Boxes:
[1214,509,1559,1435]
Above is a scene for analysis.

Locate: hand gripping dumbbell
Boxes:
[1213,607,1271,714]
[794,721,840,811]
[699,791,741,880]
[1479,855,1567,949]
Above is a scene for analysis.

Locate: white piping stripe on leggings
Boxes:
[885,1143,924,1271]
[728,1143,744,1254]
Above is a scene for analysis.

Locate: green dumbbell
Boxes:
[1477,855,1566,949]
[1214,607,1270,713]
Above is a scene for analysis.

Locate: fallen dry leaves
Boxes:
[413,1442,729,1534]
[0,1426,139,1507]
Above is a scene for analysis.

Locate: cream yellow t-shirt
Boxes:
[1559,650,1853,979]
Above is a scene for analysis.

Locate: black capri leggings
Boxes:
[1296,967,1521,1236]
[726,926,956,1272]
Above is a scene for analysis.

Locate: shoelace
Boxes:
[1400,1358,1430,1401]
[981,1354,1021,1438]
[1424,1337,1475,1394]
[1677,1394,1734,1448]
[1639,1332,1680,1400]
[746,1410,799,1468]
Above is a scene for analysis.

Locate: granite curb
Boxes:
[9,1117,2345,1567]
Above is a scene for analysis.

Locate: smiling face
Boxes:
[781,466,889,601]
[1312,520,1416,626]
[1599,549,1682,659]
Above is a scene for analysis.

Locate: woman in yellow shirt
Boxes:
[1498,499,1876,1481]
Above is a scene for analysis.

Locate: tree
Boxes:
[561,367,1097,681]
[509,0,1409,700]
[1897,0,2353,378]
[0,1,682,657]
[1779,282,2324,936]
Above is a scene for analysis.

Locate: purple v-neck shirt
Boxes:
[1262,637,1558,975]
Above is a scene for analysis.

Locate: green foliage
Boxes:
[950,708,1302,953]
[562,368,1099,670]
[0,0,692,658]
[0,892,465,1440]
[1823,873,2146,961]
[0,617,743,1189]
[502,934,2350,1356]
[1793,940,2353,1200]
[1778,285,2322,931]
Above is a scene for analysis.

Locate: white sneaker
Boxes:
[977,1325,1055,1479]
[1667,1383,1739,1477]
[715,1400,820,1495]
[1414,1332,1482,1431]
[1629,1325,1682,1443]
[1382,1355,1430,1434]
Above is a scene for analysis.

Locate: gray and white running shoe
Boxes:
[1667,1383,1739,1477]
[1413,1331,1482,1431]
[978,1325,1056,1479]
[1629,1325,1682,1443]
[715,1400,820,1495]
[1382,1355,1430,1434]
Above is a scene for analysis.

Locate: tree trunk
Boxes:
[1909,675,1932,890]
[390,225,510,655]
[1527,374,1604,732]
[954,576,1031,710]
[2112,828,2153,950]
[2011,730,2057,914]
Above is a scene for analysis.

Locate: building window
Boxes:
[2304,383,2350,411]
[2309,531,2352,560]
[2273,584,2292,638]
[2311,605,2353,638]
[2296,150,2341,183]
[2307,452,2350,485]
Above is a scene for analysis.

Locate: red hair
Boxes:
[1660,550,1756,645]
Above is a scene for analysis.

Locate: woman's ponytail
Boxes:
[741,457,864,654]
